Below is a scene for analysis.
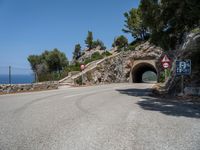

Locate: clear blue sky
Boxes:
[0,0,139,69]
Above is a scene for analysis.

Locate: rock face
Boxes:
[77,46,106,63]
[163,32,200,96]
[71,41,163,85]
[81,54,124,84]
[129,41,163,60]
[184,87,200,96]
[0,82,58,94]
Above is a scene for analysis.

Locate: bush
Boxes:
[127,43,140,51]
[67,62,81,72]
[83,52,104,65]
[191,28,200,34]
[81,52,85,56]
[92,52,103,60]
[159,69,171,83]
[92,40,106,50]
[102,51,112,57]
[159,72,165,83]
[127,40,144,51]
[75,76,82,85]
[37,71,62,82]
[112,35,128,50]
[84,58,93,64]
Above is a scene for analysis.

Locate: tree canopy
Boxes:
[27,55,42,72]
[139,0,200,50]
[123,0,200,50]
[85,31,107,50]
[28,49,69,74]
[45,49,68,72]
[92,39,106,50]
[123,8,148,40]
[73,44,81,60]
[85,31,93,49]
[112,35,128,51]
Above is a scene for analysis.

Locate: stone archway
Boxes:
[130,60,158,83]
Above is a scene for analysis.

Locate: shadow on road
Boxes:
[116,88,153,97]
[116,88,200,119]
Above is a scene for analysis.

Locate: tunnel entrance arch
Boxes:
[130,60,158,83]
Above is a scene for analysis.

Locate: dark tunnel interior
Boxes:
[132,63,157,83]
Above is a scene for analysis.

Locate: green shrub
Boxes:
[75,76,82,85]
[81,52,85,56]
[159,69,171,83]
[91,52,103,60]
[83,52,103,65]
[37,71,62,82]
[159,72,165,83]
[191,28,200,34]
[92,40,106,50]
[128,43,139,51]
[84,58,92,64]
[102,51,112,57]
[67,62,81,72]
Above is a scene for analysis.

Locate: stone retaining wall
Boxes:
[0,82,59,94]
[184,87,200,96]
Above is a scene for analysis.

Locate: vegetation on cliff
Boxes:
[28,0,200,83]
[129,0,200,50]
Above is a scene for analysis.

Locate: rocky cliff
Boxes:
[159,31,200,96]
[77,46,106,63]
[60,41,163,85]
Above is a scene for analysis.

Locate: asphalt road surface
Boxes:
[0,83,200,150]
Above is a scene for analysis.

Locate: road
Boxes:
[0,83,200,150]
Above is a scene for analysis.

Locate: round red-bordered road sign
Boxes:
[80,64,85,71]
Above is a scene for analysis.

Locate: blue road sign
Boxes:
[176,60,191,76]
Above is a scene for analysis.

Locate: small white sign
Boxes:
[162,62,169,68]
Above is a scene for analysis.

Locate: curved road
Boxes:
[0,83,199,150]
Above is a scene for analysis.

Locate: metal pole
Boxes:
[81,71,83,86]
[181,75,184,95]
[35,71,37,83]
[164,68,167,82]
[9,66,11,85]
[121,47,124,82]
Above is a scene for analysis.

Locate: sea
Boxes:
[0,74,35,84]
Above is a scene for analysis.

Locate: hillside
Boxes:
[156,31,200,96]
[59,41,163,85]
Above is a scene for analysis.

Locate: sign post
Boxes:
[181,75,184,96]
[165,67,168,81]
[80,64,85,85]
[161,55,170,81]
[176,60,191,96]
[9,66,11,85]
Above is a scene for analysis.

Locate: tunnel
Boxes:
[131,62,157,83]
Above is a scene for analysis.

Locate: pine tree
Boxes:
[92,39,106,50]
[85,31,93,49]
[123,8,147,40]
[73,44,81,60]
[112,35,128,50]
